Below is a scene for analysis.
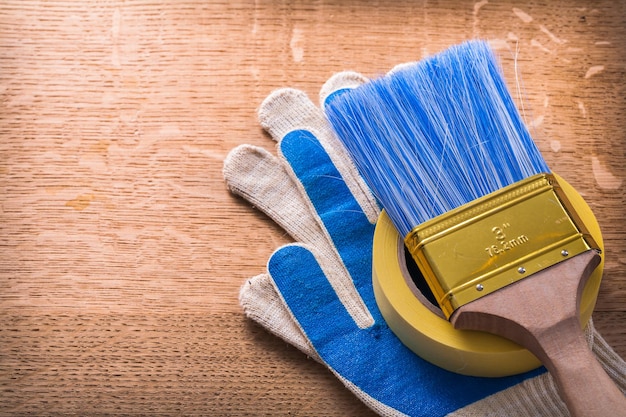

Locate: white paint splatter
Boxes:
[595,41,611,45]
[592,156,623,190]
[111,8,121,67]
[513,8,533,23]
[159,124,181,137]
[473,0,489,34]
[550,140,561,152]
[539,25,566,44]
[489,39,509,50]
[577,101,587,118]
[251,0,259,35]
[531,39,553,54]
[290,27,304,63]
[585,65,604,78]
[543,95,549,108]
[474,0,488,14]
[111,48,120,68]
[183,145,226,160]
[507,32,519,41]
[528,115,544,128]
[101,92,116,105]
[249,65,260,80]
[112,8,120,38]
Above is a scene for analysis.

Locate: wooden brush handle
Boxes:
[451,250,625,417]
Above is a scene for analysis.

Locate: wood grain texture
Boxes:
[0,1,624,415]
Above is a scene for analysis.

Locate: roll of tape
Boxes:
[373,174,604,377]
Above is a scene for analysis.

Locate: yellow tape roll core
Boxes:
[373,174,604,377]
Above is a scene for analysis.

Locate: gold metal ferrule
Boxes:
[404,173,600,319]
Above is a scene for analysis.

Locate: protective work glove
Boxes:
[223,72,626,416]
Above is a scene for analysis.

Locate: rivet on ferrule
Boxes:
[561,249,569,257]
[518,267,526,274]
[476,284,484,291]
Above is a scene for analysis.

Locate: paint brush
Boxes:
[325,40,625,416]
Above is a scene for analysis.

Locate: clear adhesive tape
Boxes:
[373,174,604,377]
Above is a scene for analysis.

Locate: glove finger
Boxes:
[268,244,363,344]
[239,273,320,361]
[259,86,380,224]
[259,87,328,143]
[225,144,374,328]
[223,144,323,243]
[279,131,378,315]
[319,71,370,109]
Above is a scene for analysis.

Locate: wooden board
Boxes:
[1,1,624,415]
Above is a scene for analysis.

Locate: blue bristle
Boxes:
[326,40,550,237]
